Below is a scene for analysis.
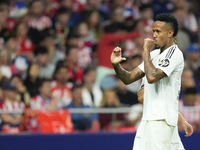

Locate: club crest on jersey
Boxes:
[158,59,170,67]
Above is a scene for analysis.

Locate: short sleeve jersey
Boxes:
[138,44,184,126]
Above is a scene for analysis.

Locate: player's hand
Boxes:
[143,38,155,51]
[182,121,193,137]
[110,46,126,65]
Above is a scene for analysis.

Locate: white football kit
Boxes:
[132,44,184,150]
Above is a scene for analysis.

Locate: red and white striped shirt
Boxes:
[178,100,200,125]
[51,81,72,108]
[0,100,25,131]
[0,100,24,113]
[28,16,52,31]
[30,95,52,111]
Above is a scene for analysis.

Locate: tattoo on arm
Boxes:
[113,64,145,84]
[144,51,166,83]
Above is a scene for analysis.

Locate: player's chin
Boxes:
[154,44,160,49]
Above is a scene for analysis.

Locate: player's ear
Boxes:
[168,30,174,38]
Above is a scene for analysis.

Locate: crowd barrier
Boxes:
[0,132,200,150]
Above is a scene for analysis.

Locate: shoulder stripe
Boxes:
[165,46,176,59]
[165,47,173,58]
[168,47,175,59]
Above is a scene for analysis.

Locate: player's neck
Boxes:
[160,40,174,53]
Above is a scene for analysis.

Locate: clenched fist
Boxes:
[110,46,126,65]
[143,38,155,51]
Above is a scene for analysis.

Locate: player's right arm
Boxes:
[111,47,145,85]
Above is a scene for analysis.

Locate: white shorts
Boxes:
[132,120,184,150]
[171,126,185,150]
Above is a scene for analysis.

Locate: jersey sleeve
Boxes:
[156,48,183,76]
[138,78,145,92]
[138,50,159,73]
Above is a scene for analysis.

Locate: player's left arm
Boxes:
[178,112,193,137]
[143,39,166,83]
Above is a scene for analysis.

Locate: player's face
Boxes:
[152,21,172,49]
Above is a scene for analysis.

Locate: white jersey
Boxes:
[138,44,184,126]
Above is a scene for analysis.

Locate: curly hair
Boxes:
[155,13,179,37]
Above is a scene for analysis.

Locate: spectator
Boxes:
[138,4,154,38]
[186,44,200,74]
[84,9,104,44]
[152,0,174,17]
[0,81,25,133]
[11,75,31,107]
[34,46,55,79]
[70,23,93,69]
[39,28,64,64]
[126,55,143,93]
[66,30,80,47]
[12,22,34,61]
[96,22,140,84]
[0,1,12,48]
[59,0,83,27]
[30,78,59,110]
[51,65,72,108]
[174,0,198,35]
[4,36,19,62]
[99,89,126,130]
[28,0,52,31]
[180,87,199,107]
[172,8,191,52]
[109,6,125,23]
[28,0,52,44]
[65,45,83,84]
[24,63,40,97]
[82,66,102,107]
[181,68,196,92]
[64,84,100,132]
[179,87,200,130]
[76,22,89,39]
[0,47,18,79]
[115,77,138,106]
[54,6,71,51]
[42,0,60,19]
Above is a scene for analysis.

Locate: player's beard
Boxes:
[154,44,160,49]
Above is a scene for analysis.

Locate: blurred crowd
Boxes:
[0,0,200,133]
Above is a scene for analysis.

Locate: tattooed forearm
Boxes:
[144,51,165,83]
[113,64,144,85]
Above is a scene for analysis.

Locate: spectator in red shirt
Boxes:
[51,65,72,108]
[0,1,17,31]
[96,22,140,84]
[12,22,34,61]
[43,0,60,19]
[0,80,24,133]
[65,45,83,84]
[28,0,52,44]
[28,0,52,31]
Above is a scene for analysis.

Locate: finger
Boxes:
[113,48,121,52]
[121,57,126,61]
